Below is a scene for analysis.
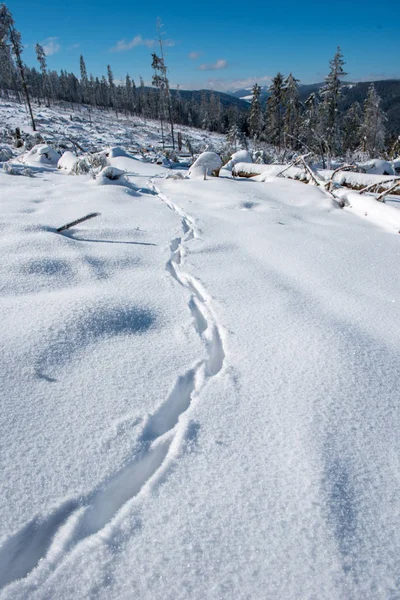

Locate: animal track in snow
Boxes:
[0,185,226,594]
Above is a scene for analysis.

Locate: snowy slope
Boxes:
[1,105,400,599]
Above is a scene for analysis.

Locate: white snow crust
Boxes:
[1,100,400,600]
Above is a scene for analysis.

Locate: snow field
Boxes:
[1,101,400,598]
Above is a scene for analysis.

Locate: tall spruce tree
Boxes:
[283,73,300,149]
[249,83,263,142]
[265,73,284,149]
[342,101,362,154]
[361,83,386,157]
[319,47,347,157]
[0,3,36,130]
[35,43,50,106]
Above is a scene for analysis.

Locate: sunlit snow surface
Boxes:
[1,103,400,599]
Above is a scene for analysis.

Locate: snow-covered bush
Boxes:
[3,163,35,177]
[22,144,61,166]
[188,151,222,179]
[0,146,13,162]
[23,133,45,151]
[357,159,395,176]
[57,151,79,172]
[154,153,172,168]
[70,157,91,175]
[393,157,400,174]
[165,171,186,180]
[93,166,139,193]
[223,149,253,171]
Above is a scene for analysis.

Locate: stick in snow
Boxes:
[57,212,101,233]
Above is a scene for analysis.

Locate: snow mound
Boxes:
[223,149,253,171]
[339,190,400,233]
[22,144,61,166]
[105,146,131,159]
[357,159,395,176]
[57,151,79,172]
[93,166,139,193]
[188,152,222,179]
[392,157,400,174]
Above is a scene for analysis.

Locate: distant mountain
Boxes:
[169,88,249,111]
[229,86,269,103]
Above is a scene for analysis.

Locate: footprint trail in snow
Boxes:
[0,184,225,594]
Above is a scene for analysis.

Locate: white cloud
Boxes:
[111,35,175,52]
[42,37,60,56]
[188,51,200,60]
[198,59,228,71]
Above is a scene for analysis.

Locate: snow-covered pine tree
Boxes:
[299,92,319,152]
[35,43,50,106]
[361,83,386,157]
[249,83,263,143]
[79,55,88,103]
[0,3,36,130]
[265,73,284,150]
[342,101,362,154]
[283,73,300,149]
[318,47,347,157]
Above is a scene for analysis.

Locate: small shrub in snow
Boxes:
[3,163,35,177]
[0,146,13,162]
[165,171,186,180]
[70,157,91,175]
[98,166,126,181]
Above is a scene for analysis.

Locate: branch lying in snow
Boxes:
[298,157,345,207]
[56,212,101,233]
[360,177,400,196]
[375,180,400,203]
[276,153,312,178]
[325,165,360,192]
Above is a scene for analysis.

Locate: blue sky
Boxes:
[8,0,400,91]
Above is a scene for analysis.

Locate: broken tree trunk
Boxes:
[57,212,100,233]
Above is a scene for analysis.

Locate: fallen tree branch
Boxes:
[325,165,359,191]
[376,180,400,203]
[276,153,311,178]
[57,212,101,233]
[360,177,400,195]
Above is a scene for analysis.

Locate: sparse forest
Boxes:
[1,3,398,162]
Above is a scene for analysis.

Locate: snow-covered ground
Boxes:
[1,102,400,599]
[0,100,227,156]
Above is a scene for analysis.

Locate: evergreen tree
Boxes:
[265,73,284,149]
[300,92,319,152]
[319,47,347,156]
[342,101,362,154]
[249,83,263,142]
[361,83,386,157]
[283,73,300,149]
[35,43,50,105]
[0,3,36,130]
[79,55,88,103]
